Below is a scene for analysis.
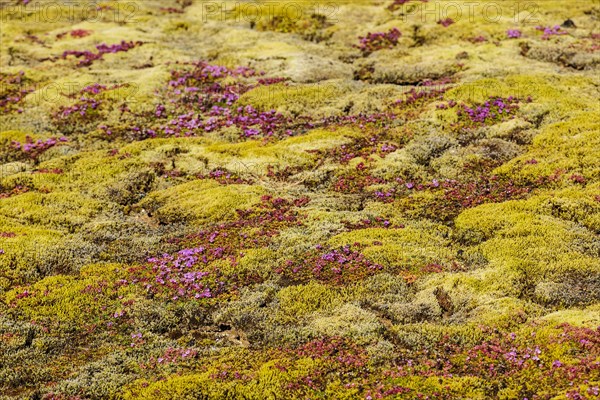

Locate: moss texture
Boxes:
[1,0,599,399]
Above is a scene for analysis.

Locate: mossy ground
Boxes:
[1,0,599,399]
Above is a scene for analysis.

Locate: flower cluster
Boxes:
[0,185,30,199]
[355,28,402,56]
[138,248,213,301]
[276,244,383,285]
[56,29,92,39]
[425,175,532,221]
[333,171,386,194]
[143,347,198,369]
[342,216,393,230]
[0,71,32,113]
[467,35,488,43]
[536,25,568,40]
[394,87,447,111]
[455,96,524,128]
[165,105,294,138]
[61,40,143,67]
[55,96,101,119]
[319,112,397,131]
[128,196,309,300]
[296,337,367,368]
[52,83,131,135]
[437,18,455,27]
[507,29,522,39]
[125,61,304,139]
[312,135,401,165]
[282,337,369,395]
[164,61,259,109]
[11,136,68,160]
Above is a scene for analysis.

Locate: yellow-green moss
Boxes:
[138,180,265,225]
[275,282,344,323]
[3,264,127,325]
[328,225,455,271]
[237,81,350,114]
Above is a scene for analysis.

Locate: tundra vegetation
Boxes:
[0,0,599,399]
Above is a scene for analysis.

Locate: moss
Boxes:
[520,40,600,70]
[236,248,278,280]
[328,225,455,272]
[351,273,411,305]
[275,282,344,323]
[372,147,428,181]
[494,112,600,182]
[138,179,265,225]
[119,128,353,180]
[3,264,125,326]
[365,52,460,85]
[446,76,599,120]
[307,303,382,343]
[455,198,600,297]
[541,305,600,327]
[237,81,350,115]
[534,184,600,232]
[123,351,317,400]
[2,0,599,397]
[0,191,107,229]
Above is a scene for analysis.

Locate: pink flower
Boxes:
[438,18,455,27]
[507,29,522,38]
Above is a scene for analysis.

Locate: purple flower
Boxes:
[507,29,522,38]
[355,28,402,55]
[536,25,567,40]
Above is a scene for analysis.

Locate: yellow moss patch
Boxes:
[3,264,126,325]
[275,281,344,323]
[495,112,600,181]
[138,179,265,226]
[237,81,350,113]
[328,225,455,271]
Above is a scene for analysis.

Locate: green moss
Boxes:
[139,179,265,225]
[541,305,600,327]
[3,264,125,326]
[123,351,317,400]
[307,303,382,343]
[237,81,350,115]
[235,248,278,280]
[275,282,344,323]
[0,191,107,229]
[328,225,455,272]
[455,197,600,296]
[446,76,598,119]
[495,112,600,182]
